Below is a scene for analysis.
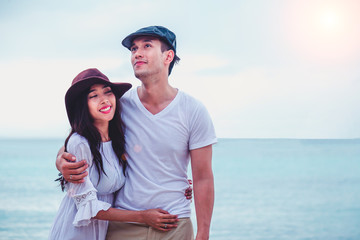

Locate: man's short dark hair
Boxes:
[160,41,180,76]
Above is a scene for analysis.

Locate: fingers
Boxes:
[157,209,170,214]
[66,171,88,183]
[154,223,178,232]
[185,187,193,200]
[162,218,179,223]
[143,209,179,232]
[161,214,178,220]
[62,160,88,174]
[164,223,177,228]
[185,188,192,195]
[61,160,88,183]
[185,179,193,200]
[154,210,178,220]
[62,152,76,162]
[66,160,88,170]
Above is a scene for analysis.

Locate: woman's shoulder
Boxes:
[67,133,90,151]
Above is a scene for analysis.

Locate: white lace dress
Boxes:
[48,133,126,240]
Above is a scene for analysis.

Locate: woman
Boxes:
[49,68,179,240]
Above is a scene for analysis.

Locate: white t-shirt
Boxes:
[115,88,217,217]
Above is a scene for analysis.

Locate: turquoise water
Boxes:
[1,138,360,240]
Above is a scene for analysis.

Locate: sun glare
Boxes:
[284,1,360,64]
[319,10,340,31]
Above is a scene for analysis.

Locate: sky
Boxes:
[1,0,360,139]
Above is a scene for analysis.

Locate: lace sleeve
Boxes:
[66,135,111,227]
[73,190,97,208]
[71,189,111,227]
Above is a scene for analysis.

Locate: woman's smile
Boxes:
[100,105,112,114]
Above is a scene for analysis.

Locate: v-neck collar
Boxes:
[133,87,180,119]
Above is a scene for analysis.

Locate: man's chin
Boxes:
[134,71,148,79]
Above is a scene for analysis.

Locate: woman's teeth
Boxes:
[100,106,111,112]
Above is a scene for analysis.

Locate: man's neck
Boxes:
[137,78,178,115]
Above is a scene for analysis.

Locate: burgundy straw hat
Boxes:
[65,68,132,123]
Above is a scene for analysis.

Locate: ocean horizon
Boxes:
[1,138,359,240]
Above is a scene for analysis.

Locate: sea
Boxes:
[0,138,359,240]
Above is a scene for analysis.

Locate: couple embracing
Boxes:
[49,26,217,240]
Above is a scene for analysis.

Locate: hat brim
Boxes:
[65,77,131,123]
[122,33,174,52]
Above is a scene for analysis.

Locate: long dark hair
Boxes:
[56,85,127,191]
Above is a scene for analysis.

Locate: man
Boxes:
[57,26,217,240]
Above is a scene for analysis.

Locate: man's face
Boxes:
[130,36,168,79]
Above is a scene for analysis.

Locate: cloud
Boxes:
[0,57,128,138]
[1,0,360,138]
[172,56,360,138]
